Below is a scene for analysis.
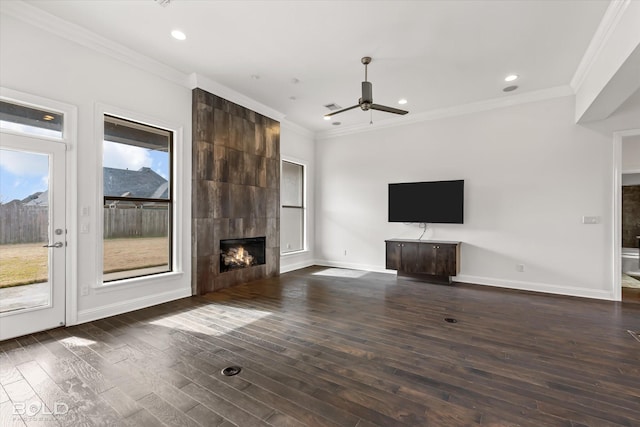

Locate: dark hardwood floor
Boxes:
[1,266,640,426]
[622,286,640,304]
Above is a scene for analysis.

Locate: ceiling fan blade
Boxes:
[324,104,360,118]
[370,104,409,115]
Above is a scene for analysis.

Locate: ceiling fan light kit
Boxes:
[324,57,409,119]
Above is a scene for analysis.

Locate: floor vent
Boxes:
[444,318,458,324]
[628,330,640,343]
[221,366,242,376]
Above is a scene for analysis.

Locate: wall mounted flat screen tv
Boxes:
[388,180,464,223]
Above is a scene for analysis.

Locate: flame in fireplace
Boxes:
[222,246,255,268]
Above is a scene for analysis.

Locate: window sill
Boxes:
[93,271,184,293]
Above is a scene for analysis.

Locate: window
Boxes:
[102,115,172,282]
[281,160,305,253]
[0,100,63,139]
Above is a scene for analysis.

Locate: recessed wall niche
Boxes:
[191,88,280,295]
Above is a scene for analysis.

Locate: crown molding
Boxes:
[570,0,632,93]
[2,1,288,122]
[1,0,190,87]
[0,0,584,141]
[188,73,286,122]
[280,119,315,139]
[316,85,574,140]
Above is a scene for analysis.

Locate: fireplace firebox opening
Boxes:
[220,237,266,273]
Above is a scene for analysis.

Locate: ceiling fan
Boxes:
[324,56,409,119]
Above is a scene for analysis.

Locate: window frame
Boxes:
[0,100,65,140]
[96,107,181,288]
[281,159,307,255]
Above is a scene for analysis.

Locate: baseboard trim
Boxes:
[280,260,316,274]
[75,287,192,325]
[308,260,615,300]
[455,274,614,301]
[313,259,396,275]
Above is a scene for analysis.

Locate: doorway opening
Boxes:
[615,130,640,304]
[0,89,76,340]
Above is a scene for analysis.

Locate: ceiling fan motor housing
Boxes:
[361,81,373,110]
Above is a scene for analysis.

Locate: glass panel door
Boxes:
[0,134,66,340]
[0,149,51,312]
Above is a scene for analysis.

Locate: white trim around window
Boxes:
[93,103,184,289]
[281,157,308,255]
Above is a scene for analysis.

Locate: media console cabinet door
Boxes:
[434,244,457,276]
[417,243,437,274]
[400,242,421,273]
[385,241,401,270]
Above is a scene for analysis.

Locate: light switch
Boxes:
[582,216,600,224]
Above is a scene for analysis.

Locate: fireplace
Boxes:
[192,89,280,294]
[220,237,266,273]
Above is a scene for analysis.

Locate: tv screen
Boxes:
[388,180,464,223]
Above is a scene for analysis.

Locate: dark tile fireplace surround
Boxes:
[192,88,280,295]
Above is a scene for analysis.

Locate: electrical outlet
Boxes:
[344,249,347,256]
[516,264,525,272]
[80,223,89,234]
[81,206,90,216]
[80,287,89,296]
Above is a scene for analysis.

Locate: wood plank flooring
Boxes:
[622,287,640,304]
[1,266,639,426]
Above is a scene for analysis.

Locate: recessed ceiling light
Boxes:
[250,74,260,80]
[503,85,519,92]
[171,30,186,41]
[332,122,341,126]
[289,96,297,101]
[504,74,519,82]
[323,116,331,121]
[398,99,408,105]
[42,114,54,121]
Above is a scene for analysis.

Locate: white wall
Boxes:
[280,121,316,273]
[622,135,640,171]
[315,94,640,300]
[0,14,192,323]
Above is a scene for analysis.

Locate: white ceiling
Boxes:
[25,0,610,132]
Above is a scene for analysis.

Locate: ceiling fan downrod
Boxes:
[362,56,371,82]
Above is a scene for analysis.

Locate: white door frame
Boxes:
[612,128,640,301]
[0,87,78,328]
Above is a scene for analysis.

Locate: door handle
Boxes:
[43,242,64,248]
